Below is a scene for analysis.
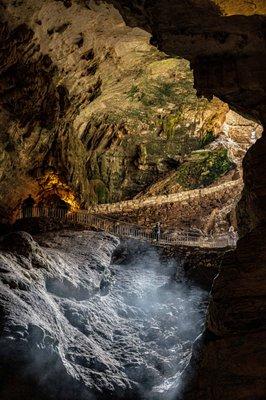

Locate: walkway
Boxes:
[19,206,237,249]
[87,180,242,215]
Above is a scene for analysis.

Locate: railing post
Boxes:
[22,206,236,251]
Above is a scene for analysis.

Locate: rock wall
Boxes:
[0,230,119,399]
[0,230,208,400]
[0,0,266,398]
[0,0,259,222]
[105,1,266,399]
[88,180,242,232]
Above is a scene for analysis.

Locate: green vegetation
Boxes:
[88,179,109,204]
[127,76,207,110]
[127,84,139,101]
[85,57,231,203]
[87,105,227,202]
[175,149,234,189]
[200,131,215,147]
[139,81,177,107]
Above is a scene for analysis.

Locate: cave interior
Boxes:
[0,1,266,399]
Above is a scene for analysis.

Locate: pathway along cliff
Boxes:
[0,229,210,400]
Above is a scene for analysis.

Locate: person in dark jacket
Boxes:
[154,222,161,242]
[58,198,70,219]
[21,194,35,218]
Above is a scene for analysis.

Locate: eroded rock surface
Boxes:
[0,231,207,400]
[0,0,259,222]
[1,1,266,399]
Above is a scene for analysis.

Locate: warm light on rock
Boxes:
[37,172,80,211]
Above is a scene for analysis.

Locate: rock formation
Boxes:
[104,1,266,399]
[88,180,242,234]
[0,0,266,399]
[0,231,207,399]
[0,0,259,223]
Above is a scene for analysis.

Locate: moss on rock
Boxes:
[175,149,234,189]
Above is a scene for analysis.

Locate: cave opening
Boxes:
[38,193,69,209]
[0,1,266,400]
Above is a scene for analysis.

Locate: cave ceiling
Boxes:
[105,0,266,122]
[1,0,265,123]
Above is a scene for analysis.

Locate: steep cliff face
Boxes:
[0,0,258,222]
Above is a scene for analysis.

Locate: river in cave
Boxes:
[0,230,208,400]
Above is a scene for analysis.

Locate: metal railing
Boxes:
[18,206,69,220]
[74,211,237,248]
[18,206,236,249]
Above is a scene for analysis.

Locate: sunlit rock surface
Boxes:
[0,0,259,221]
[0,231,207,399]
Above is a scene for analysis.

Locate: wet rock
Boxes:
[161,245,226,291]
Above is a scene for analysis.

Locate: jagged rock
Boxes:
[0,230,208,400]
[0,1,266,399]
[0,0,260,222]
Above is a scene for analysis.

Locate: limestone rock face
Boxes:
[0,231,207,400]
[212,0,266,16]
[180,227,266,400]
[0,1,266,399]
[0,0,258,222]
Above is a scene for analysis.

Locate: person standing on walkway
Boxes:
[154,222,161,242]
[21,194,35,218]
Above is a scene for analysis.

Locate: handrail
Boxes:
[77,209,143,229]
[17,206,237,249]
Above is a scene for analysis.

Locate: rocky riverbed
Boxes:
[0,230,208,399]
